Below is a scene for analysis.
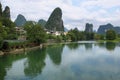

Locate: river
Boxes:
[0,41,120,80]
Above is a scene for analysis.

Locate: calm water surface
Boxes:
[0,41,120,80]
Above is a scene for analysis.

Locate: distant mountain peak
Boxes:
[97,23,120,34]
[45,7,64,31]
[38,19,46,28]
[85,23,93,33]
[2,6,10,19]
[14,14,27,27]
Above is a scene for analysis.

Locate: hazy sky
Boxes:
[1,0,120,30]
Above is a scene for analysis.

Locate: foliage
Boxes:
[24,22,47,44]
[106,29,116,40]
[67,28,80,41]
[0,3,16,40]
[84,32,94,40]
[47,34,63,42]
[79,31,86,40]
[0,22,7,38]
[61,33,67,42]
[117,34,120,37]
[0,37,3,49]
[106,42,116,51]
[67,31,76,41]
[66,28,93,41]
[47,34,56,39]
[2,40,27,51]
[94,34,104,40]
[1,18,16,39]
[56,36,62,42]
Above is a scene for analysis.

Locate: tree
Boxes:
[67,29,77,41]
[66,28,82,41]
[1,18,16,39]
[73,28,80,40]
[56,36,62,42]
[24,22,47,44]
[85,32,94,40]
[79,31,86,40]
[0,3,16,40]
[106,29,116,40]
[0,22,7,38]
[0,22,5,49]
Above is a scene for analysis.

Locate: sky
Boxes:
[1,0,120,31]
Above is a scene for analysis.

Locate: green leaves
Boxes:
[106,29,116,40]
[24,22,47,44]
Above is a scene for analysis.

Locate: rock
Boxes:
[97,23,120,34]
[14,14,27,27]
[38,19,46,28]
[0,51,4,56]
[2,6,10,19]
[85,23,93,33]
[0,3,2,18]
[114,27,120,34]
[45,7,64,31]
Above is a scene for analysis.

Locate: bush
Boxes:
[106,29,116,40]
[2,40,27,51]
[56,36,62,42]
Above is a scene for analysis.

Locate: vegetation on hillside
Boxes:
[0,3,17,49]
[0,2,120,52]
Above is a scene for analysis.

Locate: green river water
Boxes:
[0,41,120,80]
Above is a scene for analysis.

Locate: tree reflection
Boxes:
[47,44,64,65]
[96,42,106,48]
[106,42,116,51]
[67,43,79,50]
[84,43,92,50]
[0,54,26,80]
[24,48,46,77]
[0,57,6,80]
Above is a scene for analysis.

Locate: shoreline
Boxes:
[0,44,43,56]
[0,42,65,56]
[0,40,120,56]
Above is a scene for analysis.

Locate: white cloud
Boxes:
[1,0,120,30]
[81,0,120,8]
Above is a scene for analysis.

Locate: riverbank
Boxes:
[1,40,120,56]
[9,46,42,54]
[0,41,66,56]
[0,41,71,56]
[97,39,120,43]
[0,51,4,56]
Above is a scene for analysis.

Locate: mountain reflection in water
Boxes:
[0,41,120,80]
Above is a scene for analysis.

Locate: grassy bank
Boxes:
[96,39,120,43]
